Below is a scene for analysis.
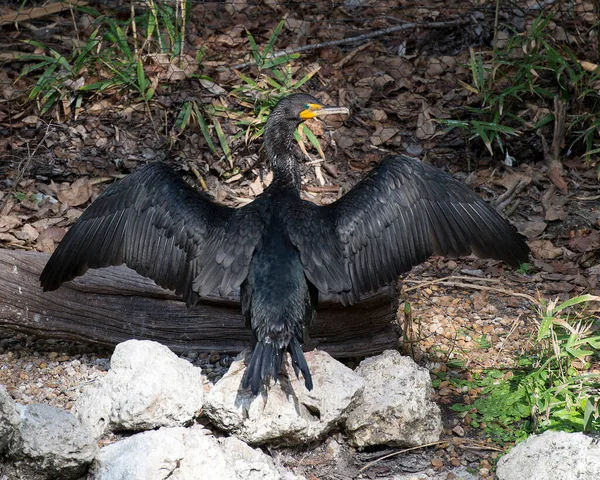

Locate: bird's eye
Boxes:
[303,104,310,110]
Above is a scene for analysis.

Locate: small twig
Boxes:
[304,185,341,193]
[314,164,325,186]
[358,440,447,473]
[454,439,504,452]
[188,162,208,191]
[575,195,600,201]
[333,41,373,68]
[403,275,504,293]
[131,1,139,58]
[229,19,468,70]
[404,278,537,305]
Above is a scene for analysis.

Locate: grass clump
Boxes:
[437,294,600,444]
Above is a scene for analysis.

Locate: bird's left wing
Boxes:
[40,162,265,305]
[287,155,529,304]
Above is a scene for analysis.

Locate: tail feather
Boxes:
[242,339,312,395]
[288,338,313,391]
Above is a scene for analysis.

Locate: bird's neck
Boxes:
[264,120,302,193]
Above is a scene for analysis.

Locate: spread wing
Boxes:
[40,162,264,305]
[287,155,529,304]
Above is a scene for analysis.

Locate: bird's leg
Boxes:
[302,323,319,351]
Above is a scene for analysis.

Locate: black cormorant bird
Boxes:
[40,93,529,395]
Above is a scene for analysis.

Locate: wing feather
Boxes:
[40,162,264,303]
[288,155,529,303]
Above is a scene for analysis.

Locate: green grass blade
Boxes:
[551,295,600,315]
[291,67,318,89]
[175,101,193,131]
[471,121,494,155]
[264,20,285,60]
[246,31,261,67]
[213,118,233,168]
[301,124,325,159]
[194,104,217,153]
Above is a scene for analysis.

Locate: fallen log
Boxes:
[0,249,400,357]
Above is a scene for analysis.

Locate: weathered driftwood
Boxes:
[0,249,400,357]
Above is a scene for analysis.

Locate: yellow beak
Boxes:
[300,103,350,120]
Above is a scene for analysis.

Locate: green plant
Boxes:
[515,262,533,275]
[447,294,600,443]
[440,13,600,161]
[17,1,190,117]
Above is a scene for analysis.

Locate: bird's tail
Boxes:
[242,338,313,395]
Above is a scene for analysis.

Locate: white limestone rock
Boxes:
[345,350,442,447]
[204,349,364,445]
[497,430,600,480]
[6,403,97,480]
[73,340,203,438]
[91,426,292,480]
[0,386,19,454]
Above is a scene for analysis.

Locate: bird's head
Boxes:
[266,93,349,130]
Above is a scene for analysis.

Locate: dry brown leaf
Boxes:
[22,115,39,126]
[0,215,21,232]
[21,224,39,242]
[544,281,574,293]
[545,206,568,221]
[58,178,93,207]
[31,217,63,230]
[146,54,199,83]
[199,79,227,96]
[370,123,398,146]
[496,171,532,190]
[36,227,67,253]
[520,220,547,239]
[0,197,15,216]
[547,163,568,194]
[568,232,600,253]
[416,104,439,140]
[529,239,563,260]
[0,232,18,243]
[248,176,264,197]
[88,100,114,115]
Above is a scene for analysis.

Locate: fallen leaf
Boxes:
[520,220,547,239]
[496,171,532,190]
[370,123,398,146]
[529,239,563,260]
[545,206,568,221]
[415,104,439,139]
[248,175,264,197]
[568,232,600,253]
[547,163,568,194]
[57,178,92,207]
[31,217,63,230]
[22,115,39,126]
[0,232,19,243]
[37,227,66,243]
[21,224,39,242]
[544,281,574,293]
[0,215,21,232]
[199,78,227,96]
[36,227,67,253]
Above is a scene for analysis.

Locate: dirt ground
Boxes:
[1,1,599,479]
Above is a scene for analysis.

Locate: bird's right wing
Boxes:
[40,163,264,305]
[287,155,529,304]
